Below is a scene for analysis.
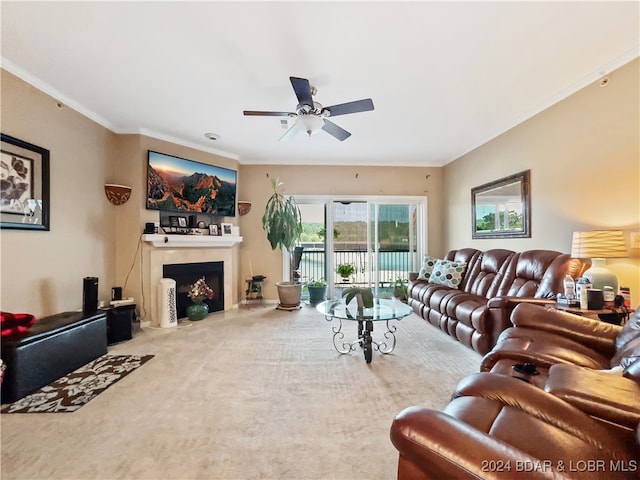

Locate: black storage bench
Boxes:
[1,311,107,404]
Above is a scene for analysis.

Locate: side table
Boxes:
[555,305,633,325]
[103,304,135,345]
[245,276,266,307]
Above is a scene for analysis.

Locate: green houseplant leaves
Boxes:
[342,287,374,308]
[262,177,303,252]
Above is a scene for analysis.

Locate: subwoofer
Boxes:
[106,304,135,345]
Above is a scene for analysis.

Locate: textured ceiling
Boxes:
[1,1,638,166]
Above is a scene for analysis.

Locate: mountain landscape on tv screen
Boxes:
[147,165,236,215]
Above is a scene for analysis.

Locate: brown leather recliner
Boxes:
[390,372,640,480]
[481,303,640,386]
[390,305,640,479]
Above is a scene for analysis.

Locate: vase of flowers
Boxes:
[186,277,214,321]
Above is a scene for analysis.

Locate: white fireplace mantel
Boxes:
[142,234,243,248]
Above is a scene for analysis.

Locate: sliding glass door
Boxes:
[297,196,424,301]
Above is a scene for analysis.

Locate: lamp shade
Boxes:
[570,230,627,259]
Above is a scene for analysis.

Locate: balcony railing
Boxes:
[298,246,414,288]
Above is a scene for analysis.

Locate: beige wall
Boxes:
[3,55,638,315]
[443,58,640,305]
[237,165,442,300]
[1,70,116,317]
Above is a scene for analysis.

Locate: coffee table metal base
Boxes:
[324,316,397,363]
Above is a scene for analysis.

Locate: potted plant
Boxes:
[336,263,355,282]
[262,176,304,309]
[393,277,409,303]
[306,279,327,305]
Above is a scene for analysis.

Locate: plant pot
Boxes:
[276,281,302,308]
[186,302,209,321]
[307,285,327,304]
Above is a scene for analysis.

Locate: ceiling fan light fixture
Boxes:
[295,114,324,136]
[244,76,374,141]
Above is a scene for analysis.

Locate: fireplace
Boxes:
[142,234,242,327]
[163,261,224,319]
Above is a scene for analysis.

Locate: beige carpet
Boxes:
[1,304,481,480]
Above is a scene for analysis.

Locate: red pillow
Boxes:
[1,311,36,337]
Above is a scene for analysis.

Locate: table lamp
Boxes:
[571,230,627,293]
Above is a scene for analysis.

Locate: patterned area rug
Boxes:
[1,354,153,414]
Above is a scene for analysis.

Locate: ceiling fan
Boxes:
[243,76,374,142]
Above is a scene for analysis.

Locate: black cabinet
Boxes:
[105,304,135,345]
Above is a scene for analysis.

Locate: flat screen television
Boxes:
[146,150,237,216]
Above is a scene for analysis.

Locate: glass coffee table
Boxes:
[316,298,412,363]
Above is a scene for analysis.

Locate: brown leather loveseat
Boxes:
[408,248,584,354]
[390,305,640,480]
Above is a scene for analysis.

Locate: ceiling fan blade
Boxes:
[290,77,313,108]
[324,98,374,117]
[279,124,299,142]
[322,119,351,141]
[243,110,293,117]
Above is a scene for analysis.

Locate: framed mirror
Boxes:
[471,170,530,239]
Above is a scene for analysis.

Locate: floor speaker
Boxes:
[83,277,99,314]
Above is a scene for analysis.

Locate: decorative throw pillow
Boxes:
[428,260,467,289]
[418,255,440,279]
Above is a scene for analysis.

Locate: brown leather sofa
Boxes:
[408,248,585,354]
[390,305,640,480]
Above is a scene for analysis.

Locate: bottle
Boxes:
[579,289,588,309]
[577,281,589,310]
[563,275,576,300]
[603,286,615,307]
[576,278,592,307]
[620,287,631,308]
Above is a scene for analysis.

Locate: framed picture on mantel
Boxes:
[0,134,50,231]
[220,223,233,236]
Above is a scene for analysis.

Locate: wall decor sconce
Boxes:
[237,201,252,216]
[104,184,132,205]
